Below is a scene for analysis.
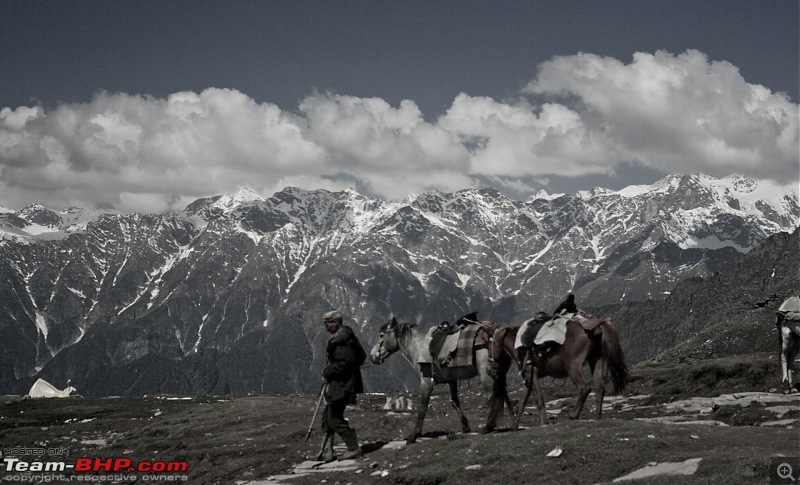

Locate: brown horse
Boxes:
[369,316,515,443]
[493,316,629,427]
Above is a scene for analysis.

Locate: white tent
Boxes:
[27,378,77,398]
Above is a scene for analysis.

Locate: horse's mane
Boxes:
[384,320,420,340]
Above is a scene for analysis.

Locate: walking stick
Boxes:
[304,382,327,443]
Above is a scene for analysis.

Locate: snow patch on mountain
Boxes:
[529,189,567,201]
[211,186,264,212]
[1,173,798,395]
[0,205,120,242]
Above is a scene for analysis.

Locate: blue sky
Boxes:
[1,1,798,213]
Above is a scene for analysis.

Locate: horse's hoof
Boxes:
[479,426,494,435]
[405,436,417,445]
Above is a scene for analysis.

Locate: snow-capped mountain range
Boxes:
[0,173,797,396]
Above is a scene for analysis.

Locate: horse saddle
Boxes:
[515,313,551,350]
[566,311,605,331]
[429,321,460,360]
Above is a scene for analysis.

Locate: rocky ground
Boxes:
[1,352,798,484]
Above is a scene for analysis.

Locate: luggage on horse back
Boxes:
[563,311,606,332]
[516,311,607,354]
[429,321,461,363]
[533,315,572,348]
[778,296,800,322]
[428,312,499,370]
[514,312,551,351]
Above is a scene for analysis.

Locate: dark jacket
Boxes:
[323,325,365,403]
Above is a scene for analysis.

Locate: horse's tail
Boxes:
[599,322,629,394]
[491,326,507,361]
[485,325,513,429]
[487,325,509,375]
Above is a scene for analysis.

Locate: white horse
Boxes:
[776,296,800,393]
[369,317,513,443]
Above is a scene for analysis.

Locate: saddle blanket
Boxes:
[533,317,570,346]
[473,321,500,347]
[422,324,479,369]
[779,296,800,313]
[448,324,479,368]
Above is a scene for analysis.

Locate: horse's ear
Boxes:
[390,317,397,327]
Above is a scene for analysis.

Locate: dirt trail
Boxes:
[2,357,798,484]
[251,389,799,484]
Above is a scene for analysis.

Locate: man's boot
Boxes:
[314,432,335,462]
[339,429,361,460]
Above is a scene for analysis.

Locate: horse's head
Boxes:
[370,317,401,365]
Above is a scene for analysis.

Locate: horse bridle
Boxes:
[375,325,396,364]
[375,337,387,364]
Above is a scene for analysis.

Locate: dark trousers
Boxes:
[321,399,352,435]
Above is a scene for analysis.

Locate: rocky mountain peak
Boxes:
[18,203,62,227]
[0,173,797,396]
[211,186,264,211]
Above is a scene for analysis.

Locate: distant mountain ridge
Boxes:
[597,227,800,365]
[0,173,796,396]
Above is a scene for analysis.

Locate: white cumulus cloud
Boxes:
[0,50,796,213]
[524,50,798,180]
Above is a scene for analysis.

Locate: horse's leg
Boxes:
[448,380,471,433]
[408,367,434,444]
[780,326,794,393]
[505,394,516,420]
[784,331,800,393]
[513,365,532,430]
[513,387,530,429]
[512,350,533,430]
[590,356,606,419]
[531,367,548,425]
[500,358,516,421]
[482,355,512,434]
[567,361,591,420]
[792,335,800,393]
[492,327,517,419]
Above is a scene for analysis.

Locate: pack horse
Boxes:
[777,296,800,393]
[493,312,629,427]
[370,315,513,443]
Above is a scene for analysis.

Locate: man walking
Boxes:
[316,310,366,462]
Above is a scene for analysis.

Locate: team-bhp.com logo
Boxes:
[4,456,187,473]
